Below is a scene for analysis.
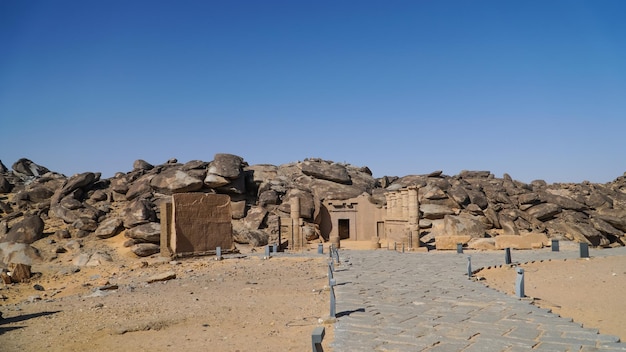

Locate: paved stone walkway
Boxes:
[330,245,626,351]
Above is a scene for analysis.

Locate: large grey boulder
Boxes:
[95,217,124,239]
[299,160,351,184]
[441,214,487,238]
[3,215,44,244]
[208,154,244,179]
[51,172,97,204]
[593,209,626,232]
[125,175,154,200]
[420,204,456,220]
[525,203,562,221]
[150,169,203,194]
[11,159,50,180]
[0,242,41,266]
[0,175,13,193]
[306,179,365,201]
[232,226,269,247]
[243,206,268,230]
[131,243,160,257]
[123,199,156,228]
[125,222,161,244]
[133,159,154,171]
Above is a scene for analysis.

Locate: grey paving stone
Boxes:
[332,249,626,351]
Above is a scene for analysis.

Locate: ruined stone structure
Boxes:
[384,186,420,249]
[317,187,421,249]
[280,196,305,251]
[160,193,235,258]
[320,193,385,242]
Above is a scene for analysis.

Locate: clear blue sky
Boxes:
[1,1,625,183]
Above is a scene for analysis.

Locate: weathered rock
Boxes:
[110,177,130,194]
[25,185,55,203]
[3,215,44,244]
[232,225,268,246]
[60,195,83,210]
[150,169,203,194]
[95,218,124,239]
[518,193,542,205]
[9,263,31,283]
[86,252,113,266]
[593,209,626,232]
[89,189,108,202]
[0,175,14,193]
[182,160,209,171]
[243,206,268,230]
[204,173,230,188]
[125,179,153,201]
[421,184,448,200]
[447,185,470,206]
[123,199,156,228]
[525,203,562,221]
[0,242,41,266]
[441,214,486,238]
[550,219,608,246]
[12,158,50,180]
[72,217,98,232]
[51,172,97,204]
[300,160,351,184]
[0,160,7,173]
[208,154,244,179]
[590,217,624,238]
[420,204,456,220]
[133,159,154,171]
[541,192,587,211]
[124,222,161,244]
[146,270,176,283]
[132,243,161,257]
[459,170,491,179]
[466,189,489,210]
[499,214,520,236]
[258,190,279,206]
[308,179,364,201]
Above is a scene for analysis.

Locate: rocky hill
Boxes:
[0,154,625,269]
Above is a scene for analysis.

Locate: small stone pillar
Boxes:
[408,187,419,248]
[290,196,303,251]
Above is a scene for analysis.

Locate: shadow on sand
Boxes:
[0,311,61,335]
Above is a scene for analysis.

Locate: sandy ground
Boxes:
[478,255,626,341]
[0,236,335,352]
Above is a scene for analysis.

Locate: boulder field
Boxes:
[0,155,625,269]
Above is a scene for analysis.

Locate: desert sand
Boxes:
[478,254,626,342]
[0,236,335,352]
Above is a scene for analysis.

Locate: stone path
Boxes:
[330,245,626,351]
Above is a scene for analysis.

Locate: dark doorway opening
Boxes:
[338,219,350,239]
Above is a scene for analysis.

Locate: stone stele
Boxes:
[169,193,234,256]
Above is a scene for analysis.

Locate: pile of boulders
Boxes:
[0,155,625,275]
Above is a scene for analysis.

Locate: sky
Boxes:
[1,1,625,184]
